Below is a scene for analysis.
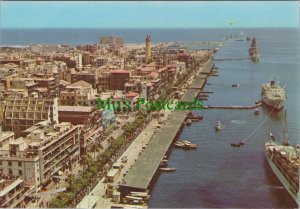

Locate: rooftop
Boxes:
[67,80,92,88]
[110,70,130,74]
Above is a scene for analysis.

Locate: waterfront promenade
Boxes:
[77,107,173,208]
[119,60,213,194]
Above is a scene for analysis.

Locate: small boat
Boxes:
[215,121,223,131]
[254,109,260,115]
[185,119,192,126]
[182,140,197,148]
[187,112,204,121]
[174,140,197,149]
[197,97,208,101]
[160,167,176,172]
[269,131,275,140]
[174,141,185,147]
[239,141,245,146]
[198,94,209,98]
[232,83,240,87]
[230,142,241,147]
[160,159,168,167]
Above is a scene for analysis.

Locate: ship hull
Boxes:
[266,154,299,206]
[261,96,285,110]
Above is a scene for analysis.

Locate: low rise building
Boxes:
[59,80,98,106]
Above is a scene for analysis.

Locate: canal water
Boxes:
[148,29,299,208]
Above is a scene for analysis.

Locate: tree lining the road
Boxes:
[48,111,149,208]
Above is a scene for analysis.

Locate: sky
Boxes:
[1,1,299,29]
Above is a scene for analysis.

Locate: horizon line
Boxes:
[1,26,299,30]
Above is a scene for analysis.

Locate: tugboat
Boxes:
[249,38,260,62]
[230,142,241,147]
[232,83,240,87]
[215,121,223,131]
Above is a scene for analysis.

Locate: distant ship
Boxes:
[261,80,286,110]
[265,111,299,206]
[249,38,260,62]
[236,31,247,41]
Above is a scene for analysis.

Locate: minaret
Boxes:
[145,34,151,64]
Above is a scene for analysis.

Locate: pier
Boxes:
[213,57,251,61]
[118,60,213,195]
[204,103,262,109]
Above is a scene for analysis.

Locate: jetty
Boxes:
[213,58,251,61]
[118,59,213,195]
[204,103,262,109]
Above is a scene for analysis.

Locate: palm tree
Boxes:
[90,144,101,159]
[79,155,91,172]
[66,173,75,190]
[108,136,114,146]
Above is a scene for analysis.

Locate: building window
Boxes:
[18,162,22,167]
[19,170,23,175]
[0,161,2,166]
[9,169,12,175]
[8,161,12,166]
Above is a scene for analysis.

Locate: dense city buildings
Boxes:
[0,33,219,208]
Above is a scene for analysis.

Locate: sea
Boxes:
[1,28,299,208]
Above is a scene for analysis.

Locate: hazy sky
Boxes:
[1,1,299,28]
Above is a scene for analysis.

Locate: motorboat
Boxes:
[160,167,176,172]
[215,121,223,131]
[230,142,241,147]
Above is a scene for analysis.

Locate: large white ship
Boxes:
[265,111,299,206]
[261,80,286,110]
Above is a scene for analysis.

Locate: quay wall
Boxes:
[118,59,214,195]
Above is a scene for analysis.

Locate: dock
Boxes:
[213,57,251,61]
[118,59,214,195]
[203,103,262,109]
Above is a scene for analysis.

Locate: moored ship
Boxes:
[249,38,260,62]
[265,111,300,206]
[261,80,286,110]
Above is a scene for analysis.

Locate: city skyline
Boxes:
[1,1,299,29]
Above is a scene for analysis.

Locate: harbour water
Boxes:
[149,29,299,208]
